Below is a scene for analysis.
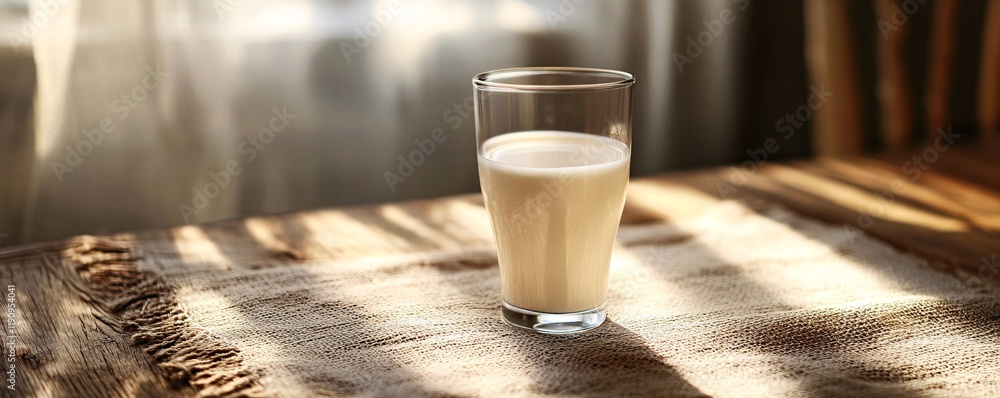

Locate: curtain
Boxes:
[3,0,803,244]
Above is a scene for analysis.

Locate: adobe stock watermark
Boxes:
[717,84,833,197]
[840,126,960,243]
[672,0,750,73]
[341,0,403,63]
[878,0,927,41]
[495,131,622,227]
[52,65,169,182]
[507,171,572,226]
[178,107,297,223]
[545,0,586,31]
[5,0,67,53]
[214,0,243,20]
[5,284,16,391]
[978,254,1000,285]
[384,95,474,192]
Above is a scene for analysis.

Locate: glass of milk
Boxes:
[473,67,634,334]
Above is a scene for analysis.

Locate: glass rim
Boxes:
[473,67,635,92]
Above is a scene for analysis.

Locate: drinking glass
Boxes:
[473,67,634,334]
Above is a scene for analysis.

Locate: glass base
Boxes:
[502,301,606,335]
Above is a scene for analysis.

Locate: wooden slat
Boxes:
[925,0,959,138]
[803,0,864,154]
[875,0,915,148]
[979,0,1000,136]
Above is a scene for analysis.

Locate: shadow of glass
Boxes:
[504,319,708,397]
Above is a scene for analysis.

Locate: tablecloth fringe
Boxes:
[58,235,270,398]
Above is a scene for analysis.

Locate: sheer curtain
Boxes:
[4,0,768,244]
[25,0,241,240]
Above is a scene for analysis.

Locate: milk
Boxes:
[478,131,630,313]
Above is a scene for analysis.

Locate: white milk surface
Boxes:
[478,131,630,313]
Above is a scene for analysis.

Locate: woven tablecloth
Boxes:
[67,201,1000,397]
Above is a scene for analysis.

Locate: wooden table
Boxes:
[2,143,998,397]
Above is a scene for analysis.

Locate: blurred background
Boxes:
[0,0,996,245]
